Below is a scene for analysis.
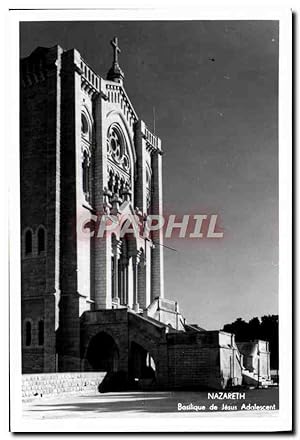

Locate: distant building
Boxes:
[20,38,271,389]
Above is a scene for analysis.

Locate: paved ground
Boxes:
[23,388,279,419]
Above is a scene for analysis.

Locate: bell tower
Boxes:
[92,37,164,313]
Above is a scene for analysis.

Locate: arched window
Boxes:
[106,124,133,205]
[81,110,93,204]
[107,125,131,173]
[81,111,93,143]
[37,227,46,254]
[25,321,32,346]
[38,320,44,346]
[81,113,89,138]
[146,167,152,213]
[25,230,32,255]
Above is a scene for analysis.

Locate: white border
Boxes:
[8,7,292,433]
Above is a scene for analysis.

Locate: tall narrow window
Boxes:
[81,111,93,205]
[25,321,32,346]
[25,230,32,255]
[82,150,91,203]
[146,168,152,213]
[38,320,44,346]
[37,227,45,254]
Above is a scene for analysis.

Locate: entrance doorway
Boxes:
[86,332,119,372]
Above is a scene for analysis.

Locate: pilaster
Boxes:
[151,148,164,300]
[57,48,83,371]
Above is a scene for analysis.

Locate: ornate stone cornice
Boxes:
[139,121,163,155]
[80,58,101,98]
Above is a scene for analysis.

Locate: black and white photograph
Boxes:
[8,7,292,433]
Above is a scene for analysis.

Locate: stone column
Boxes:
[137,251,146,309]
[132,251,142,312]
[151,149,164,300]
[134,120,147,213]
[124,260,129,305]
[145,240,152,307]
[119,254,128,306]
[112,239,122,306]
[93,79,112,309]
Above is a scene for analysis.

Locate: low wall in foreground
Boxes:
[22,372,106,400]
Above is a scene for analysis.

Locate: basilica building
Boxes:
[20,38,271,390]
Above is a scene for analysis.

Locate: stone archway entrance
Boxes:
[129,341,156,382]
[86,332,119,372]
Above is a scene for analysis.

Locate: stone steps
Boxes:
[242,369,273,388]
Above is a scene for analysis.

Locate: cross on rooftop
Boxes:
[107,36,124,84]
[111,36,121,64]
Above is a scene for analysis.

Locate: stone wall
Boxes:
[167,332,218,389]
[22,372,106,400]
[166,331,243,390]
[20,46,63,374]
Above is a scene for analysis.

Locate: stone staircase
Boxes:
[234,345,273,388]
[242,368,273,388]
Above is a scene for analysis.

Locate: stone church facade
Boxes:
[20,39,271,390]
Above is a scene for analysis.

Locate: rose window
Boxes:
[107,125,131,173]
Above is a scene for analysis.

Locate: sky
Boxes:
[20,20,279,330]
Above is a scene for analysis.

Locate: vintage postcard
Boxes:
[9,7,292,432]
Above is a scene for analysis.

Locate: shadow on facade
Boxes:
[97,341,157,393]
[83,328,158,393]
